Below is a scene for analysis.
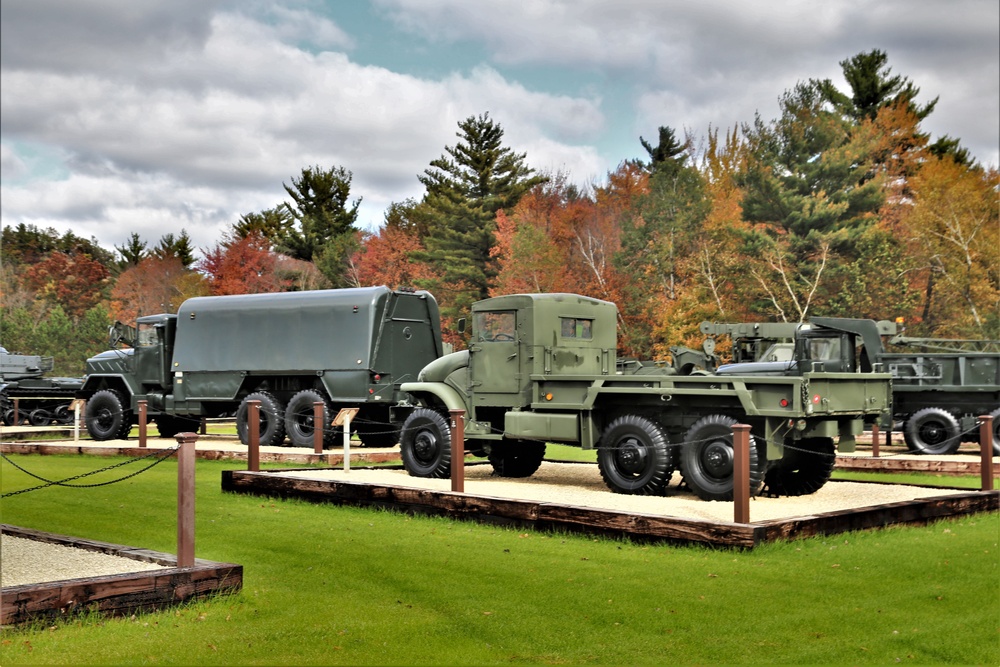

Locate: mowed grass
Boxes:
[1,453,997,665]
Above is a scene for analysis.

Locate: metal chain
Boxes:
[1,445,180,498]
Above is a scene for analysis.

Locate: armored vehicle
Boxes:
[0,347,83,426]
[701,320,1000,455]
[80,286,444,446]
[396,293,892,500]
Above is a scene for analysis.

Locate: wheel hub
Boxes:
[615,437,647,474]
[414,431,438,462]
[702,439,733,478]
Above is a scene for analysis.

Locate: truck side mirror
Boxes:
[456,318,466,334]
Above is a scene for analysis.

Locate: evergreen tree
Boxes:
[233,206,293,247]
[115,232,148,269]
[152,230,196,268]
[416,112,546,312]
[817,48,937,122]
[279,165,360,263]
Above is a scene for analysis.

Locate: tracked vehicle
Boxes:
[0,347,83,426]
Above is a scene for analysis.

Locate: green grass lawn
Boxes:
[1,453,997,665]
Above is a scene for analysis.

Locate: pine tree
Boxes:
[415,113,546,313]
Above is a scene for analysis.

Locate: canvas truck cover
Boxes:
[171,286,443,379]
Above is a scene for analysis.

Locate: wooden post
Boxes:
[175,432,197,568]
[871,423,880,458]
[200,417,207,435]
[313,402,324,454]
[138,400,148,448]
[980,415,994,492]
[449,409,466,493]
[732,423,750,524]
[247,400,260,472]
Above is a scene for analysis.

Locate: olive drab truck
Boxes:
[700,319,1000,455]
[79,286,445,447]
[1,347,83,426]
[396,293,893,501]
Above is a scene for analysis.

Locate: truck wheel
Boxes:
[154,415,199,438]
[489,438,546,478]
[86,389,129,441]
[355,423,402,449]
[285,390,330,448]
[903,407,961,455]
[400,408,452,478]
[763,437,835,497]
[597,415,673,495]
[237,391,287,447]
[989,408,1000,456]
[680,414,764,501]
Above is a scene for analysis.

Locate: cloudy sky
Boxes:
[2,0,997,258]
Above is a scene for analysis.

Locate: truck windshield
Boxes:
[475,311,516,342]
[805,337,840,361]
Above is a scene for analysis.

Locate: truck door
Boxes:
[469,309,522,399]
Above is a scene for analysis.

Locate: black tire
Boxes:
[489,438,546,478]
[86,389,130,441]
[53,405,73,424]
[597,415,673,495]
[236,391,287,447]
[903,407,961,455]
[764,437,836,497]
[29,409,52,426]
[284,390,330,448]
[154,415,200,439]
[355,422,401,448]
[680,414,764,501]
[2,409,16,426]
[989,408,1000,456]
[400,408,452,478]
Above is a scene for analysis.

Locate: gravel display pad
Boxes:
[2,536,169,587]
[219,461,998,548]
[269,462,973,523]
[1,526,243,626]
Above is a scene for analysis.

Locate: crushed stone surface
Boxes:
[271,461,973,523]
[1,535,169,588]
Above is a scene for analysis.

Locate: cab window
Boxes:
[475,310,516,342]
[136,323,159,348]
[560,317,593,340]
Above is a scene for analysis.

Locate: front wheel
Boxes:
[903,407,961,455]
[236,391,287,447]
[85,389,130,441]
[597,415,673,495]
[400,408,452,478]
[680,414,764,501]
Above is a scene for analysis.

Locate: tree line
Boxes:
[1,50,997,374]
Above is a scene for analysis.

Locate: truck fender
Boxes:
[400,382,468,412]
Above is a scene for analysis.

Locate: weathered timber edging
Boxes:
[835,455,997,476]
[0,441,400,466]
[1,524,243,626]
[220,470,998,549]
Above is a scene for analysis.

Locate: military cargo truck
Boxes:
[701,320,1000,455]
[1,347,83,426]
[396,294,892,500]
[80,287,444,447]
